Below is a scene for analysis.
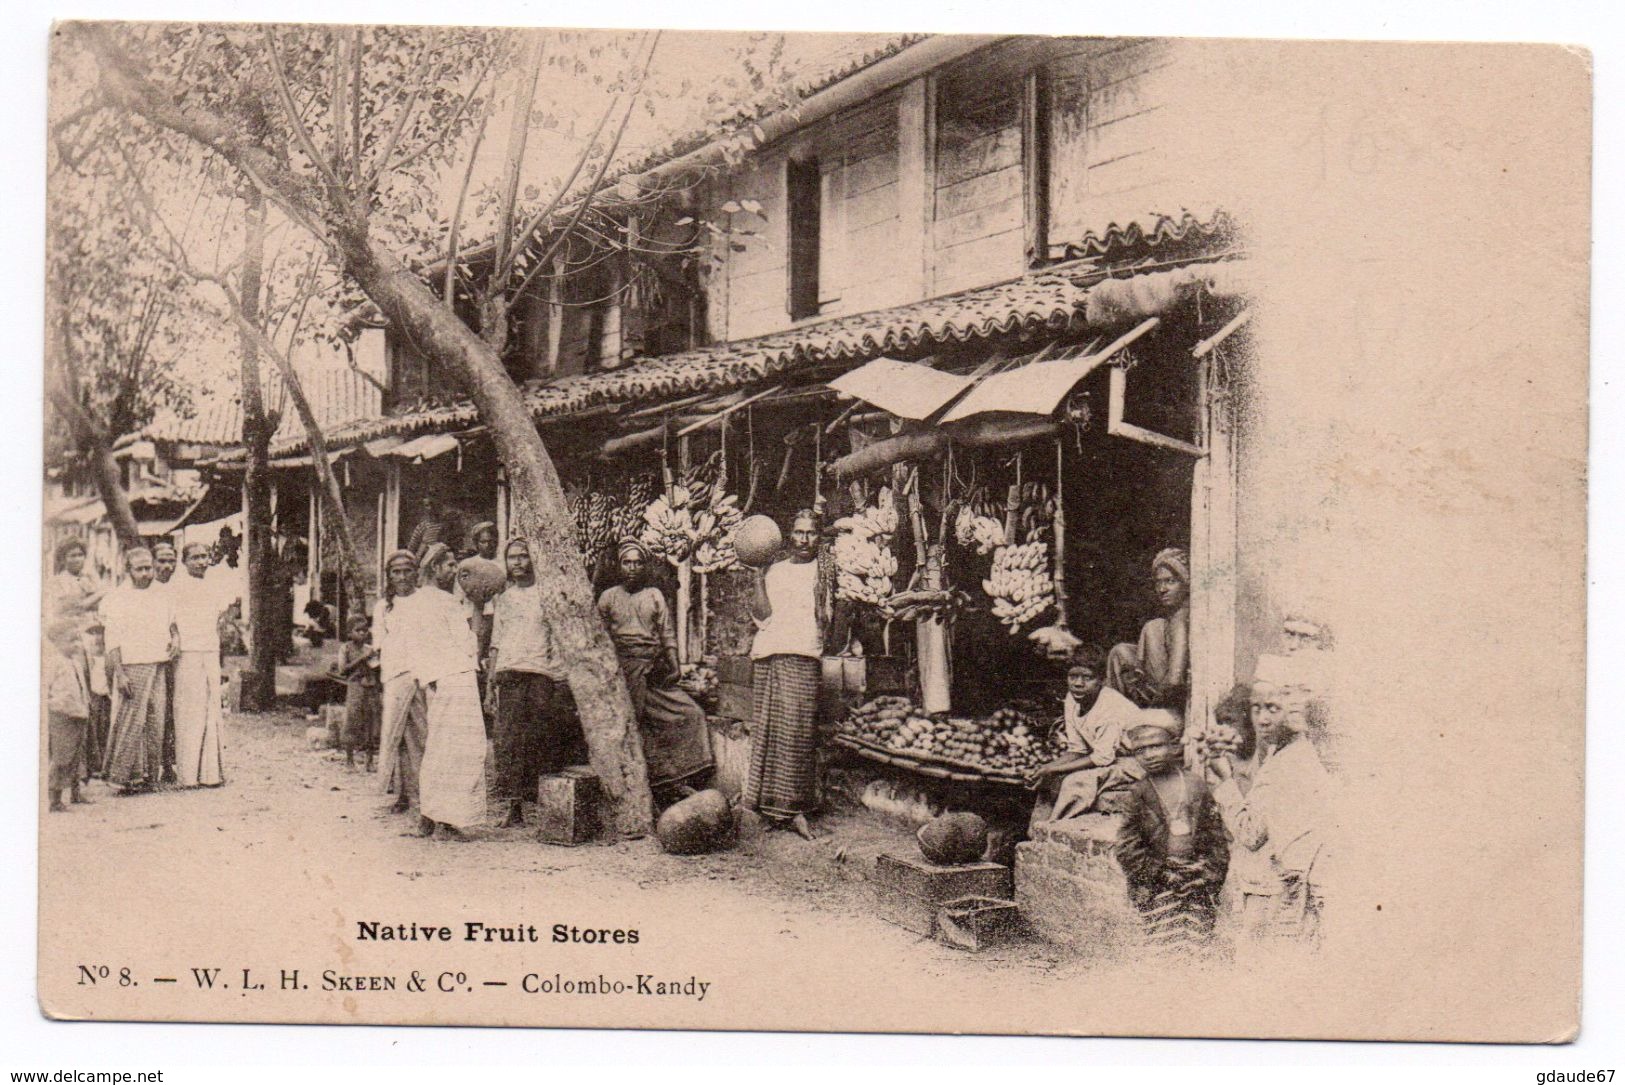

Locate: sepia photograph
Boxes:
[32,17,1592,1045]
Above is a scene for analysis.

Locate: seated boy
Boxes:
[1025,655,1148,827]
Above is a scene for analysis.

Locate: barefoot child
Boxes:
[331,614,381,771]
[45,618,91,811]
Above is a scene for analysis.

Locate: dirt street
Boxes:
[41,703,1162,1032]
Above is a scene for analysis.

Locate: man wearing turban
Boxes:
[375,549,429,816]
[596,539,712,809]
[1106,547,1191,715]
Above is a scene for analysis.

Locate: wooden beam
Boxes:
[674,383,785,438]
[1192,309,1252,358]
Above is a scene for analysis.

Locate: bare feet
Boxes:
[789,814,818,841]
[71,789,92,805]
[49,796,67,812]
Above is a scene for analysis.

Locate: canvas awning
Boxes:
[46,496,106,525]
[383,433,459,463]
[938,317,1161,423]
[826,358,975,421]
[362,436,406,457]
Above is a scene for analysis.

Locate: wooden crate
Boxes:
[936,897,1025,952]
[873,852,1013,936]
[535,767,601,846]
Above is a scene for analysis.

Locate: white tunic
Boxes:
[751,559,821,660]
[100,584,176,666]
[169,570,232,653]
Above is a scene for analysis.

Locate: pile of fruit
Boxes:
[984,541,1054,632]
[638,454,745,574]
[832,488,900,608]
[1185,718,1244,766]
[568,473,658,573]
[952,503,1005,555]
[841,697,1060,777]
[675,662,719,708]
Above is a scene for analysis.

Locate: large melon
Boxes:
[733,515,783,567]
[655,789,738,855]
[456,557,507,605]
[916,812,990,865]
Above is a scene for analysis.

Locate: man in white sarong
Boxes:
[168,543,232,787]
[374,549,428,816]
[150,541,180,784]
[412,543,487,840]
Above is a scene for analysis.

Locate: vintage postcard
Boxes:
[39,26,1589,1041]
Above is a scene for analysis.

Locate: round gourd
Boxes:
[656,789,737,855]
[733,515,783,567]
[916,811,990,865]
[456,557,507,605]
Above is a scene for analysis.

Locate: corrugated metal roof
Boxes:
[241,270,1095,461]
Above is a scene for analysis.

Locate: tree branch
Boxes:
[443,113,489,312]
[379,44,499,179]
[260,26,347,197]
[500,30,661,290]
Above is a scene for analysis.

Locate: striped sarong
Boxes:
[173,650,225,787]
[617,644,713,790]
[103,662,165,789]
[1137,866,1221,952]
[420,672,488,829]
[378,675,427,797]
[743,654,820,820]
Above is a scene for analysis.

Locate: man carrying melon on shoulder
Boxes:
[736,508,830,841]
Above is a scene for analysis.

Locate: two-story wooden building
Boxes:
[229,35,1270,728]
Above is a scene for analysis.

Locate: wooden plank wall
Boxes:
[931,59,1026,296]
[719,94,902,338]
[721,152,790,340]
[816,93,904,316]
[1046,38,1181,247]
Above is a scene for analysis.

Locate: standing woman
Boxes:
[742,511,827,841]
[375,550,428,815]
[413,543,487,841]
[169,543,229,787]
[46,537,105,629]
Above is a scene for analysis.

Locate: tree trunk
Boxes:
[336,232,652,836]
[89,436,143,549]
[232,313,369,624]
[85,25,653,835]
[47,382,142,549]
[238,190,279,710]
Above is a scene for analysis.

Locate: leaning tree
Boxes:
[59,22,803,833]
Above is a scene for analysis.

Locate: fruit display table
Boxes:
[834,695,1061,787]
